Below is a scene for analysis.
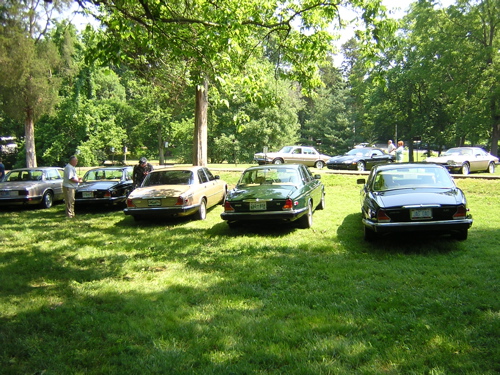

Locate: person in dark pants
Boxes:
[133,157,153,188]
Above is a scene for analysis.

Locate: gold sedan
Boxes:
[124,166,227,221]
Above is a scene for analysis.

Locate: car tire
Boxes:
[487,162,495,174]
[196,198,207,220]
[40,191,53,209]
[357,161,366,171]
[272,158,284,165]
[363,226,377,241]
[298,201,313,229]
[317,191,326,210]
[461,163,470,175]
[454,229,468,241]
[315,160,325,169]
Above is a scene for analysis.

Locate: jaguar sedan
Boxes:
[357,163,473,241]
[221,164,325,229]
[0,167,64,209]
[326,147,395,171]
[124,166,227,221]
[253,146,331,169]
[424,146,498,175]
[75,166,134,207]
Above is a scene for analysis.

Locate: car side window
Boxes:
[299,166,311,183]
[292,148,302,154]
[203,168,216,181]
[198,169,209,183]
[46,169,59,180]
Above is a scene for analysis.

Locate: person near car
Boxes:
[0,158,5,180]
[387,140,396,154]
[395,141,405,162]
[63,155,82,218]
[133,157,153,188]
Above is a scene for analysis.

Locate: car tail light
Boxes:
[104,191,111,198]
[176,196,192,206]
[376,210,391,223]
[282,198,294,210]
[453,205,468,220]
[224,201,235,212]
[126,199,135,208]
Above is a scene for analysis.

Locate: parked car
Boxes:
[75,166,134,207]
[424,147,498,175]
[221,164,325,228]
[357,163,473,241]
[124,166,227,221]
[326,147,395,171]
[0,167,64,209]
[253,146,331,169]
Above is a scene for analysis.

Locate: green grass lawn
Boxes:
[1,173,499,374]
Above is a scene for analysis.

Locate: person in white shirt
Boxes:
[395,141,405,162]
[63,155,82,218]
[387,140,396,154]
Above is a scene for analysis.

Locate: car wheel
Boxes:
[363,226,377,241]
[317,191,326,210]
[487,162,495,173]
[315,160,325,169]
[41,191,53,209]
[454,229,468,241]
[357,161,366,171]
[461,163,470,175]
[298,201,313,229]
[273,158,284,165]
[196,198,207,220]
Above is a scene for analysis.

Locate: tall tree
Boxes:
[0,0,71,167]
[79,0,389,166]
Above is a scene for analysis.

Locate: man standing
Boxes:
[387,140,396,154]
[133,157,153,188]
[63,155,82,218]
[0,158,5,180]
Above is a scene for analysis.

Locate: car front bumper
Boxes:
[326,163,357,170]
[76,196,126,205]
[0,196,43,206]
[363,218,473,234]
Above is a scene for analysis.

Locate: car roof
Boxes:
[88,166,132,170]
[244,164,302,172]
[9,167,62,171]
[372,163,445,172]
[150,166,208,172]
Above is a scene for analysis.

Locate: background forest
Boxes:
[1,0,499,168]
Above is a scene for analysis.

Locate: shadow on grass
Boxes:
[337,212,469,255]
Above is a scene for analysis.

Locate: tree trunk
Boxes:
[158,124,165,165]
[491,120,499,157]
[193,77,208,166]
[25,108,37,167]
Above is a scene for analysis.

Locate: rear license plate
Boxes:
[250,202,266,211]
[410,208,432,220]
[148,199,161,207]
[82,192,94,198]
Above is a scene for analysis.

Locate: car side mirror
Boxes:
[314,174,321,180]
[357,178,366,185]
[214,175,220,180]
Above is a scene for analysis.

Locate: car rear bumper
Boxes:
[221,207,307,222]
[124,204,200,217]
[363,218,473,233]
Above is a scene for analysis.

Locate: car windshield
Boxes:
[278,146,293,154]
[5,170,43,182]
[442,148,472,156]
[346,149,371,157]
[84,169,124,182]
[372,167,454,191]
[238,167,300,186]
[143,170,193,186]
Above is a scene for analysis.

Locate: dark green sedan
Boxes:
[221,164,325,228]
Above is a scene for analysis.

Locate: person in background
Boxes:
[133,157,153,188]
[0,158,5,180]
[63,155,82,218]
[395,141,405,162]
[387,140,396,154]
